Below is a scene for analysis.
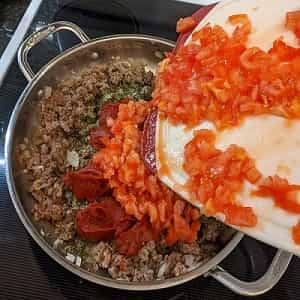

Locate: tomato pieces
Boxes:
[228,14,249,26]
[153,11,300,129]
[76,198,128,241]
[286,10,300,39]
[89,126,112,150]
[64,166,108,202]
[224,205,257,227]
[183,130,300,230]
[184,129,259,227]
[240,47,270,70]
[174,5,216,53]
[176,16,197,33]
[253,175,300,214]
[166,215,200,246]
[269,39,300,61]
[116,218,159,256]
[89,102,120,150]
[165,199,200,246]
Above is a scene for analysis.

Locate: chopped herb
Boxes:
[98,82,153,109]
[64,239,87,258]
[76,239,87,257]
[65,245,76,255]
[65,190,81,210]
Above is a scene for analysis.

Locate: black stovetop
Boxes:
[0,1,300,299]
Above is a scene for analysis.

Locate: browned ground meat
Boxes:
[18,58,154,226]
[86,222,231,281]
[18,57,235,281]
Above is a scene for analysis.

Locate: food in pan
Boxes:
[18,58,234,281]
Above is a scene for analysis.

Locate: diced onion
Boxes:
[67,150,79,168]
[66,253,76,263]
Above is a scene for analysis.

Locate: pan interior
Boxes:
[7,35,242,290]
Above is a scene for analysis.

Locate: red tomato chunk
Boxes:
[183,129,259,227]
[176,16,197,34]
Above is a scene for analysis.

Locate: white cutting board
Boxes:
[156,0,300,256]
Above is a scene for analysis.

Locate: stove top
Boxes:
[0,1,300,299]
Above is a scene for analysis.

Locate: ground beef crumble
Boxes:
[18,57,235,281]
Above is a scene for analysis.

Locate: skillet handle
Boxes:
[205,249,292,296]
[17,21,90,81]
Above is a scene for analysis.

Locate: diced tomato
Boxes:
[228,14,249,26]
[174,5,216,53]
[269,39,300,61]
[154,11,300,130]
[246,167,262,184]
[183,129,258,227]
[176,16,197,34]
[89,102,120,149]
[213,185,233,211]
[291,57,300,73]
[254,175,300,214]
[286,10,300,39]
[116,218,159,256]
[224,205,257,227]
[193,129,216,144]
[240,47,270,70]
[165,225,178,246]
